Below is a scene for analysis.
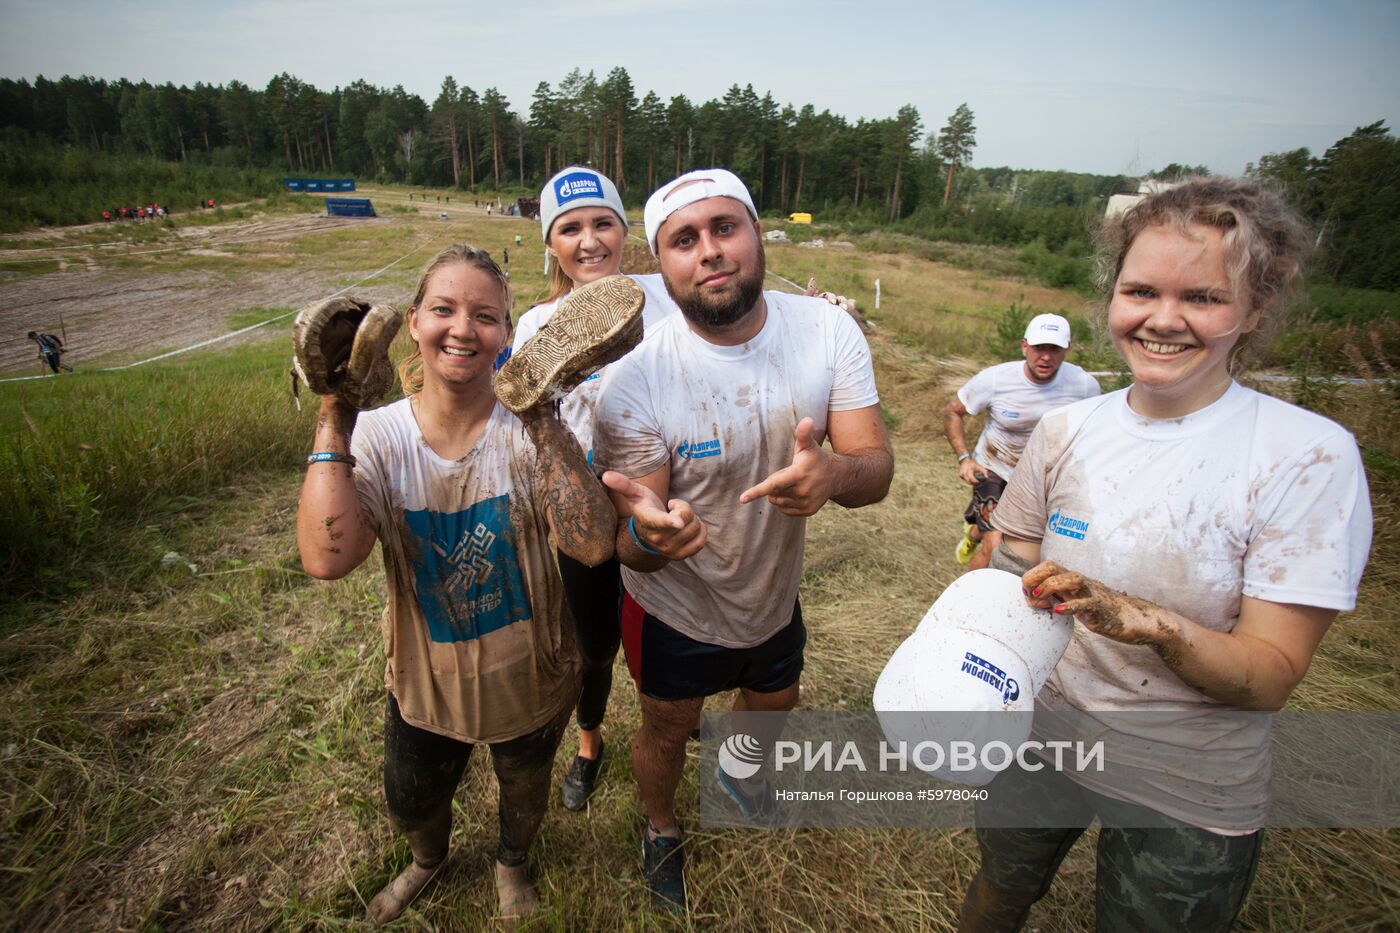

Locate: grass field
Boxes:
[0,191,1395,930]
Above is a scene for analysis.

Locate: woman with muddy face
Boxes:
[295,244,615,925]
[514,167,680,811]
[958,178,1372,933]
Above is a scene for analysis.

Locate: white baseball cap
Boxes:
[872,569,1073,785]
[1024,313,1072,348]
[644,168,757,255]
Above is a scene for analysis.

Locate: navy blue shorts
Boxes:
[620,592,806,701]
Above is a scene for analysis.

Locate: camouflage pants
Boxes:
[970,763,1262,932]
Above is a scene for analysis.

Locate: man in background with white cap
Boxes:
[942,313,1100,570]
[592,169,894,911]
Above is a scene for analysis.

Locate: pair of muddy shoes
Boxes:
[495,275,646,414]
[367,858,540,927]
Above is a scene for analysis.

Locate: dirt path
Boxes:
[0,215,405,374]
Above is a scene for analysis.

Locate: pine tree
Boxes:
[935,103,976,207]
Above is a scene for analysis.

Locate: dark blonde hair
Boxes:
[397,244,512,396]
[539,257,574,306]
[1096,177,1313,370]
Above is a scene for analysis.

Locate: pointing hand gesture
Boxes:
[739,417,834,517]
[602,471,707,560]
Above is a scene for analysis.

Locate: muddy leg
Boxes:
[371,694,473,924]
[488,704,572,920]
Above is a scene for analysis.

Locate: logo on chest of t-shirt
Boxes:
[402,493,532,643]
[995,407,1021,420]
[1047,509,1090,541]
[676,438,723,460]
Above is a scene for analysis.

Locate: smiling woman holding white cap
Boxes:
[514,166,680,812]
[942,313,1100,570]
[956,177,1372,932]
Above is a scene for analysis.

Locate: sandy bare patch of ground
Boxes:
[0,215,403,374]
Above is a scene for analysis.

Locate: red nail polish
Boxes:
[1053,604,1067,613]
[1032,587,1043,597]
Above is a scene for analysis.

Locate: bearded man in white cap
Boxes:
[591,169,894,911]
[942,313,1101,570]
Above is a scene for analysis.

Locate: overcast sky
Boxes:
[3,0,1397,177]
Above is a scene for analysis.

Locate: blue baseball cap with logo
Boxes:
[539,166,628,242]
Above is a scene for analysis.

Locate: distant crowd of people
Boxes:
[98,198,217,224]
[101,203,167,223]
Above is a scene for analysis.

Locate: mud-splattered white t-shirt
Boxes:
[592,292,881,648]
[957,360,1101,481]
[512,273,679,459]
[351,398,579,744]
[993,382,1372,830]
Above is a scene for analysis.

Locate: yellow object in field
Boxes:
[788,212,812,224]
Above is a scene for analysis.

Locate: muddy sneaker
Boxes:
[495,274,645,414]
[955,524,981,565]
[642,828,686,912]
[561,740,605,811]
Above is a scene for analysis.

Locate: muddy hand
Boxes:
[601,471,707,559]
[1022,561,1166,646]
[739,417,833,517]
[957,456,987,486]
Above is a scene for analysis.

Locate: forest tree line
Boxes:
[1,71,1396,290]
[0,70,1125,218]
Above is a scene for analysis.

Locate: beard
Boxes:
[670,248,766,330]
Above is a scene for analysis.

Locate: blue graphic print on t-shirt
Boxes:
[402,494,531,642]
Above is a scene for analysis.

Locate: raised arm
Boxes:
[519,407,616,568]
[296,396,378,580]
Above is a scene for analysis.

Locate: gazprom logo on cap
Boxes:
[557,171,602,202]
[960,652,1020,704]
[1041,323,1062,332]
[1047,510,1090,540]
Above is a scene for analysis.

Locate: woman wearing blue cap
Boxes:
[514,167,679,810]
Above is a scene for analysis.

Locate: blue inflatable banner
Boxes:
[285,178,356,192]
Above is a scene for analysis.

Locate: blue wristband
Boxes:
[629,515,662,556]
[307,451,356,467]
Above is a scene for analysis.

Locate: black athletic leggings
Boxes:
[556,549,623,732]
[383,693,570,867]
